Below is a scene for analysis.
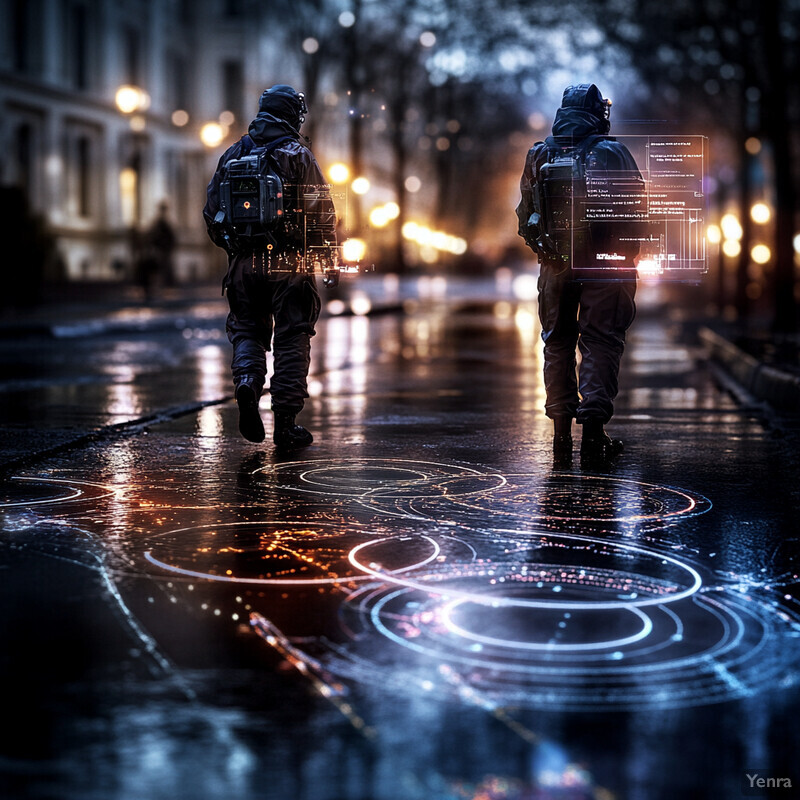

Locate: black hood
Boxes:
[248,112,300,144]
[248,84,306,143]
[546,83,611,146]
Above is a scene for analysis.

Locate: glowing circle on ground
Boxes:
[261,458,506,499]
[1,476,118,508]
[440,598,655,652]
[143,521,445,586]
[347,531,703,609]
[445,473,712,523]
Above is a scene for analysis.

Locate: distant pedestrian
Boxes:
[147,201,177,287]
[516,83,644,466]
[203,85,338,450]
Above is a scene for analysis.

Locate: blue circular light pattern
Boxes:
[148,458,798,710]
[2,476,118,508]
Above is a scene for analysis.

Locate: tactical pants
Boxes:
[225,253,321,412]
[537,263,637,424]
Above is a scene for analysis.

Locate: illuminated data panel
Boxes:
[573,135,708,278]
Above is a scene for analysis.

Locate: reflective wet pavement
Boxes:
[1,279,799,800]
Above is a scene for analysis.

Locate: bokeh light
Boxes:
[721,213,743,241]
[171,109,189,127]
[342,238,367,262]
[328,163,350,184]
[750,203,771,224]
[722,239,742,258]
[351,177,371,195]
[200,122,225,148]
[115,85,150,114]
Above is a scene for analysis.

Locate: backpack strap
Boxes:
[546,134,608,163]
[242,134,295,157]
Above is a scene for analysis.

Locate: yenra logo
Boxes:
[746,774,793,789]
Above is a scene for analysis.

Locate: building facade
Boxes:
[0,0,289,284]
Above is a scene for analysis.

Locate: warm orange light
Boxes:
[721,213,743,241]
[328,163,350,184]
[722,239,741,258]
[750,202,771,224]
[200,122,225,148]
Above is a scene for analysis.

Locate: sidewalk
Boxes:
[0,275,407,339]
[3,276,799,412]
[698,324,800,413]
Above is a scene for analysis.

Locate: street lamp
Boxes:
[328,163,351,184]
[341,237,367,262]
[115,85,150,114]
[200,122,225,148]
[751,244,771,264]
[720,213,743,241]
[750,202,771,224]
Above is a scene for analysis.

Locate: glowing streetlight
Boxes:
[720,213,743,241]
[115,85,150,114]
[750,202,771,224]
[369,202,400,228]
[200,122,225,148]
[745,137,762,155]
[328,163,350,184]
[341,237,367,262]
[171,109,189,127]
[351,177,370,195]
[751,244,771,264]
[722,239,741,258]
[369,206,390,227]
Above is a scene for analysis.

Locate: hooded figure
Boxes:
[204,85,337,451]
[515,84,643,467]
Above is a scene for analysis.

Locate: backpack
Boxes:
[530,135,605,265]
[217,135,294,248]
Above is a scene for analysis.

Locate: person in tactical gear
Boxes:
[204,84,337,451]
[516,83,643,466]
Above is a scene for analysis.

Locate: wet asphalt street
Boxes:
[1,277,799,800]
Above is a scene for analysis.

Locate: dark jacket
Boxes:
[516,103,643,271]
[203,112,337,253]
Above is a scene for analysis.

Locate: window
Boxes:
[122,24,141,86]
[168,52,189,110]
[70,3,88,89]
[15,124,34,196]
[222,59,244,125]
[76,136,91,217]
[13,0,43,76]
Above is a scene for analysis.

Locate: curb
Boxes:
[699,326,800,412]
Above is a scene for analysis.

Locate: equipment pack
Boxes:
[530,135,605,265]
[217,135,293,249]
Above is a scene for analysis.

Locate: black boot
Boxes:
[552,416,573,466]
[580,419,623,466]
[273,409,313,451]
[235,377,265,443]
